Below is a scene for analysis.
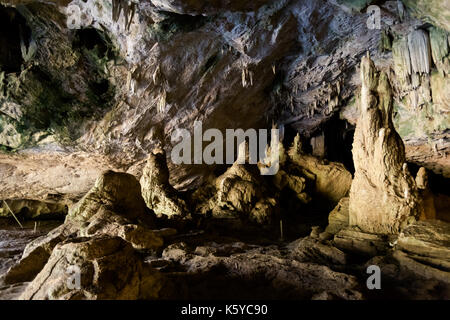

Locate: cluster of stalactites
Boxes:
[112,0,137,30]
[393,29,432,80]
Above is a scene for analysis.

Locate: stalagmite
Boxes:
[140,150,188,218]
[349,55,423,234]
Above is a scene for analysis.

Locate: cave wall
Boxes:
[0,0,448,199]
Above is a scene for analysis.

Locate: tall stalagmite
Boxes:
[349,55,423,234]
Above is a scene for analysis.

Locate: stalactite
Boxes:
[158,89,166,113]
[241,67,253,88]
[397,0,405,21]
[429,26,449,66]
[393,37,412,82]
[153,65,161,85]
[112,0,122,22]
[112,0,137,30]
[407,29,432,75]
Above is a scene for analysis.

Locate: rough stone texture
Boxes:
[397,220,450,261]
[19,236,163,300]
[1,223,74,285]
[415,167,436,220]
[67,170,153,225]
[0,199,67,219]
[160,240,363,300]
[0,152,118,203]
[333,227,392,256]
[288,137,352,204]
[349,55,423,234]
[192,161,278,224]
[1,170,174,288]
[0,0,447,193]
[402,0,450,31]
[140,150,188,218]
[324,197,349,235]
[149,0,271,15]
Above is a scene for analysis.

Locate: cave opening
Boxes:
[321,115,355,174]
[0,5,31,73]
[72,27,114,60]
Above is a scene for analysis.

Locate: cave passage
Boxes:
[0,5,31,73]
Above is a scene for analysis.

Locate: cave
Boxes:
[0,5,30,73]
[72,27,114,60]
[0,0,449,307]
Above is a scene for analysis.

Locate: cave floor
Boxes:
[0,218,448,300]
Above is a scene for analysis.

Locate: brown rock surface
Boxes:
[140,150,188,218]
[349,55,423,234]
[19,236,163,300]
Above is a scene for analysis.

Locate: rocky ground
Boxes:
[0,135,448,300]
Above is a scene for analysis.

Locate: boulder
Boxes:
[19,237,164,300]
[287,136,352,204]
[67,170,154,227]
[334,227,392,256]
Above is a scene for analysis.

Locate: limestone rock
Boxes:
[192,162,280,224]
[288,144,352,204]
[415,167,436,220]
[1,223,75,285]
[67,170,154,227]
[0,199,67,220]
[150,0,270,15]
[402,0,450,31]
[334,227,392,256]
[140,151,188,218]
[397,220,450,261]
[288,237,348,265]
[349,55,423,234]
[215,163,264,215]
[170,244,363,299]
[407,29,432,75]
[392,250,450,287]
[429,26,449,67]
[2,170,172,289]
[325,197,349,235]
[19,237,164,300]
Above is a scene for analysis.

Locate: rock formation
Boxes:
[415,167,437,220]
[0,0,449,302]
[140,150,188,218]
[19,236,164,300]
[1,170,175,289]
[349,54,423,234]
[192,161,278,224]
[288,134,352,205]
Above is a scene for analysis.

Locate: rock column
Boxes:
[349,54,423,234]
